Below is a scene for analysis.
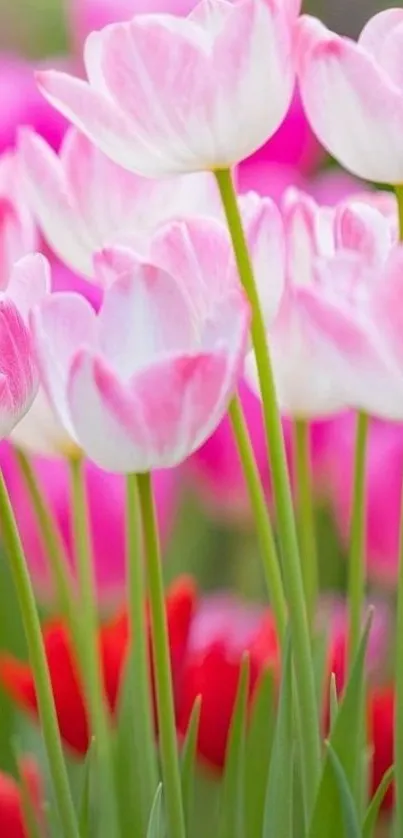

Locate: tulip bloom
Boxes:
[245,188,403,419]
[32,218,250,472]
[20,127,219,278]
[37,0,296,177]
[297,10,403,183]
[177,596,278,769]
[0,578,195,754]
[0,254,50,439]
[0,758,43,838]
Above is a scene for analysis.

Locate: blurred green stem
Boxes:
[293,419,317,628]
[15,448,76,625]
[126,474,158,826]
[229,397,286,641]
[347,412,369,666]
[0,469,79,838]
[394,184,403,838]
[215,167,320,816]
[137,472,186,838]
[69,456,119,835]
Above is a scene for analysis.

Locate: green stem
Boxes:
[215,167,320,811]
[229,397,286,641]
[347,412,369,667]
[293,419,318,628]
[137,472,185,838]
[0,470,79,838]
[14,448,76,624]
[394,184,403,838]
[69,457,118,834]
[126,474,158,824]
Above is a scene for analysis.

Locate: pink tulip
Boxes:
[296,10,403,183]
[69,0,197,54]
[10,259,101,458]
[0,55,67,154]
[19,126,219,278]
[37,0,296,177]
[324,414,403,586]
[32,219,251,472]
[246,188,403,419]
[0,254,50,439]
[0,442,177,600]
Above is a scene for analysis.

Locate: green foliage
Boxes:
[263,636,294,838]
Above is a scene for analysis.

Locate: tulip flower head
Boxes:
[32,218,250,472]
[37,0,297,177]
[246,188,403,420]
[297,9,403,183]
[19,126,219,278]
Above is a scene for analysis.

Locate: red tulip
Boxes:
[0,757,43,838]
[0,578,195,755]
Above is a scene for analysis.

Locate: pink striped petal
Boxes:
[7,254,51,323]
[36,71,144,174]
[19,128,98,276]
[31,293,97,438]
[0,298,38,437]
[67,349,237,471]
[297,15,403,182]
[240,192,285,322]
[97,268,196,375]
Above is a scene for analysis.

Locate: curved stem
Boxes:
[293,419,318,628]
[137,472,186,838]
[215,167,320,811]
[229,397,286,641]
[347,412,369,667]
[0,470,79,838]
[126,474,158,825]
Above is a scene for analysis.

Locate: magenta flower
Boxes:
[296,9,403,183]
[37,0,296,177]
[0,55,68,154]
[20,127,219,278]
[32,219,250,472]
[246,188,403,419]
[0,442,177,600]
[68,0,197,54]
[324,414,403,586]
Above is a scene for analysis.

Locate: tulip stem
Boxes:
[0,469,80,838]
[126,474,159,825]
[215,167,320,815]
[293,419,317,629]
[137,472,186,838]
[347,411,369,667]
[394,183,403,838]
[229,396,286,641]
[69,456,119,836]
[14,448,76,626]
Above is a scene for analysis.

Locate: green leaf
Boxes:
[263,636,294,838]
[245,669,275,838]
[181,696,201,834]
[327,744,360,838]
[79,738,95,837]
[362,766,394,838]
[329,674,338,733]
[218,656,249,838]
[147,784,164,838]
[308,616,372,838]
